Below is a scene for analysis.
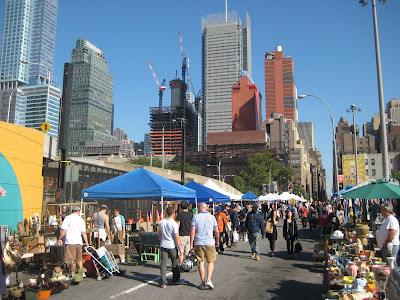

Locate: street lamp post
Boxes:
[359,0,390,179]
[7,90,25,123]
[347,105,362,185]
[207,156,232,181]
[298,95,340,199]
[21,60,52,123]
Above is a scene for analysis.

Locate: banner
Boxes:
[342,155,366,187]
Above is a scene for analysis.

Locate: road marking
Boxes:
[109,272,172,299]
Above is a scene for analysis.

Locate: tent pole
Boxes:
[195,198,197,212]
[161,196,164,221]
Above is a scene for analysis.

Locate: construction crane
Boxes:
[147,60,166,109]
[179,31,187,83]
[187,57,202,106]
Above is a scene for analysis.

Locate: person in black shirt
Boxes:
[283,210,298,258]
[176,201,193,264]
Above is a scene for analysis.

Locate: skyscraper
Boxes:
[0,0,60,138]
[264,46,297,122]
[67,38,115,157]
[201,11,251,143]
[297,122,315,150]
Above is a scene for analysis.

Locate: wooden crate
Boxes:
[26,236,46,254]
[105,244,125,255]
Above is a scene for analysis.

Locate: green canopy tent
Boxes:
[341,180,400,200]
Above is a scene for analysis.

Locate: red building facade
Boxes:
[232,76,261,131]
[264,46,297,122]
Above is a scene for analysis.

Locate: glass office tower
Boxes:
[67,38,115,157]
[0,0,60,139]
[201,11,251,144]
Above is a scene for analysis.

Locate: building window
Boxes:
[366,169,368,175]
[365,159,368,165]
[371,159,375,165]
[372,169,376,176]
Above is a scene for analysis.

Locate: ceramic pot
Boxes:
[347,262,358,277]
[354,223,370,245]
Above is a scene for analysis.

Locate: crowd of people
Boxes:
[158,198,400,290]
[53,198,399,292]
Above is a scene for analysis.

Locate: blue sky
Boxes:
[1,0,399,196]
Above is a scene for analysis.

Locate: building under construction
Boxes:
[149,79,200,156]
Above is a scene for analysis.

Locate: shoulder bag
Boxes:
[265,219,273,234]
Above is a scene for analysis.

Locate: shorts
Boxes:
[194,245,216,263]
[64,244,83,264]
[180,236,190,256]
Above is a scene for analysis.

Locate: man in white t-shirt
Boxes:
[58,206,89,275]
[158,206,183,288]
[376,202,399,267]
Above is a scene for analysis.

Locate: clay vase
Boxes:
[355,223,370,245]
[347,261,358,278]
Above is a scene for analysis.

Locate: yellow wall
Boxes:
[0,121,44,220]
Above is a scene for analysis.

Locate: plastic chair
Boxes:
[140,232,160,262]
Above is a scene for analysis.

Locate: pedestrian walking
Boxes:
[190,202,219,290]
[245,203,265,261]
[299,204,308,228]
[176,201,193,265]
[283,210,298,258]
[58,206,89,276]
[215,206,228,253]
[158,206,184,288]
[266,209,279,257]
[110,208,126,263]
[92,204,111,248]
[230,204,239,247]
[376,202,399,267]
[238,206,248,241]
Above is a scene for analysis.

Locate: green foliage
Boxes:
[233,151,294,195]
[128,157,200,175]
[293,185,306,197]
[392,170,400,182]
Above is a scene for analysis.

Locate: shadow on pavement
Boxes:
[267,279,324,300]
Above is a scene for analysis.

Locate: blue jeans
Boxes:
[160,247,180,285]
[248,232,260,257]
[381,244,399,268]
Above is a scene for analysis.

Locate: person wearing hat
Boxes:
[245,203,265,260]
[58,206,89,276]
[92,204,111,248]
[214,206,228,254]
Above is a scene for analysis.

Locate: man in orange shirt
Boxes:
[299,204,308,228]
[215,206,227,254]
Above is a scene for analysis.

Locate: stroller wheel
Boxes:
[97,276,102,281]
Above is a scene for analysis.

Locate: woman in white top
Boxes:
[376,202,399,267]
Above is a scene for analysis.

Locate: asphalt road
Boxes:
[51,223,326,300]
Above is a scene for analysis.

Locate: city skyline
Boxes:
[0,0,399,195]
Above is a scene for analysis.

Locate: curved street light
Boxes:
[298,94,340,200]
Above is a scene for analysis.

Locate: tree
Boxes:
[233,151,293,195]
[392,170,400,182]
[293,185,306,198]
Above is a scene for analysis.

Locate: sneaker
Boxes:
[251,253,255,258]
[256,257,260,261]
[270,253,275,257]
[172,278,185,285]
[198,284,210,290]
[82,272,86,278]
[160,284,167,288]
[206,280,214,289]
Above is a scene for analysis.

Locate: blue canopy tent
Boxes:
[332,184,356,198]
[81,168,196,217]
[242,191,258,201]
[185,181,230,203]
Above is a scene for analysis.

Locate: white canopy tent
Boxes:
[203,179,242,201]
[258,193,282,201]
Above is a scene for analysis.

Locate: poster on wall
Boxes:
[342,155,366,187]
